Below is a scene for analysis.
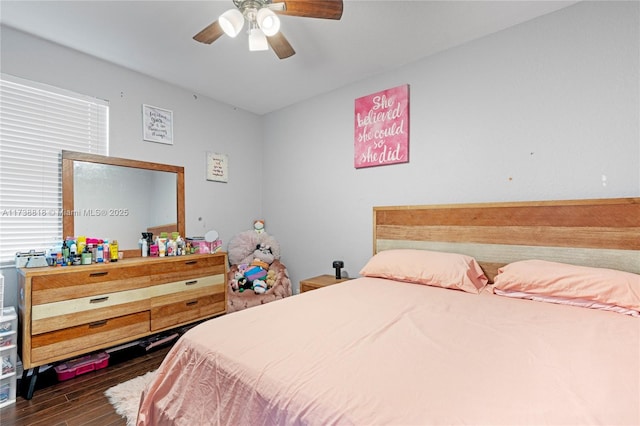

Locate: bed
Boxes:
[137,197,640,425]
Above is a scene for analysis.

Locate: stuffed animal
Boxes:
[251,258,270,270]
[253,279,267,294]
[265,269,276,288]
[254,220,265,234]
[228,222,281,265]
[230,271,243,291]
[253,243,275,264]
[237,275,250,292]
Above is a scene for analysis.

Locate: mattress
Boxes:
[137,277,640,425]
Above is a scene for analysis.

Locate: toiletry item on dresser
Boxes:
[142,232,153,256]
[77,236,86,256]
[158,238,166,257]
[103,241,110,263]
[110,240,118,262]
[140,238,148,257]
[81,246,92,265]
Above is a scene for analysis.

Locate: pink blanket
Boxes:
[138,277,640,425]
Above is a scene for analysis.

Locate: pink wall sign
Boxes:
[354,84,409,168]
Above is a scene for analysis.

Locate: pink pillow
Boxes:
[493,260,640,311]
[494,289,640,317]
[359,249,488,294]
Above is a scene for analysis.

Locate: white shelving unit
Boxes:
[0,306,18,408]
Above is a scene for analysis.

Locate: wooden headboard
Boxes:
[373,197,640,281]
[147,223,178,237]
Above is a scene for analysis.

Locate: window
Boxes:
[0,74,109,266]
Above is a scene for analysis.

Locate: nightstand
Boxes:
[299,274,350,293]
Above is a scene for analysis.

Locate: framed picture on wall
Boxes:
[206,152,229,183]
[142,104,173,145]
[354,84,410,168]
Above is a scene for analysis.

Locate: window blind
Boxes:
[0,74,109,266]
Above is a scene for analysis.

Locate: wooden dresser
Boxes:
[17,252,227,397]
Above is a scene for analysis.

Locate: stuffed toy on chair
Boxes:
[253,243,275,264]
[226,221,291,312]
[228,220,281,266]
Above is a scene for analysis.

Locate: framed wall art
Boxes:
[142,104,174,145]
[354,84,410,169]
[206,152,228,183]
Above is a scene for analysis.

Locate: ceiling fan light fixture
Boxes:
[248,28,269,51]
[219,8,244,37]
[257,7,280,37]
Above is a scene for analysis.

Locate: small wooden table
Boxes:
[299,274,351,293]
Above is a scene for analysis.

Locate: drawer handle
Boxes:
[185,260,198,265]
[89,296,109,304]
[185,280,198,286]
[89,320,107,328]
[186,300,198,307]
[90,271,108,277]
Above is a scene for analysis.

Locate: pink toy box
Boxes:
[54,352,109,381]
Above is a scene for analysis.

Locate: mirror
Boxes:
[62,150,185,258]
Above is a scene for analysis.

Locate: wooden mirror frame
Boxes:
[62,150,185,258]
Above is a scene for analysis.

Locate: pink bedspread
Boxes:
[138,277,640,425]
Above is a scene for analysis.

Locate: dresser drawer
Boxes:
[148,256,227,284]
[155,255,226,273]
[31,286,150,334]
[30,312,150,365]
[32,266,152,304]
[150,292,225,331]
[148,274,225,299]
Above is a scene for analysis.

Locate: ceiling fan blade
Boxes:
[193,20,224,44]
[276,0,343,20]
[267,32,296,59]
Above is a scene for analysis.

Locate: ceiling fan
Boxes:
[193,0,343,59]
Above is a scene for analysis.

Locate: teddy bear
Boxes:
[265,269,276,288]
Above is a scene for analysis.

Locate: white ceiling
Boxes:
[0,0,578,115]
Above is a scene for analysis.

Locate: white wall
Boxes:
[1,1,638,307]
[0,26,265,308]
[262,1,640,291]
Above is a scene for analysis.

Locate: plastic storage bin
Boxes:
[0,306,17,408]
[186,237,222,254]
[0,330,16,349]
[54,352,110,381]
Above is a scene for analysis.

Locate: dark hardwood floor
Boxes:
[0,345,172,426]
